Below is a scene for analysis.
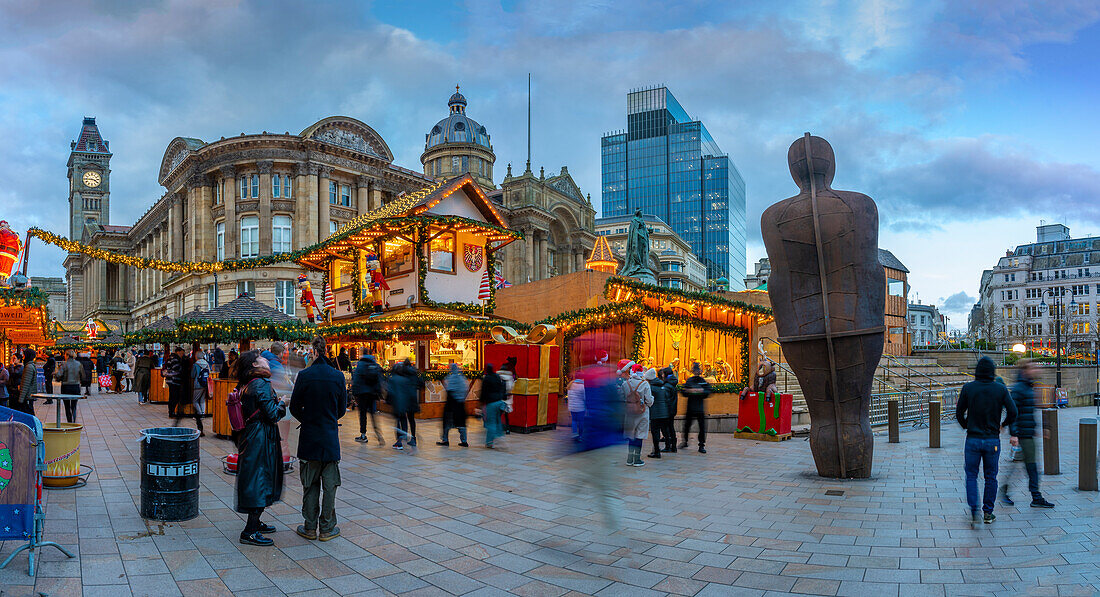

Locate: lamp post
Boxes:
[1040,287,1076,389]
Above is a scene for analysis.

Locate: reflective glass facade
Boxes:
[602,87,746,289]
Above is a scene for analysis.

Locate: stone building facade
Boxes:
[594,214,707,292]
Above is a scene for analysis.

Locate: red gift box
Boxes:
[737,392,792,437]
[484,343,560,431]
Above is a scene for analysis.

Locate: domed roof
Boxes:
[425,86,492,151]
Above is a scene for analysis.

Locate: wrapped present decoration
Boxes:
[484,325,560,432]
[736,392,793,440]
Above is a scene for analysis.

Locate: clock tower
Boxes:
[67,117,112,240]
[64,117,112,319]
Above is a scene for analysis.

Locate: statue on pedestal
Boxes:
[619,210,657,285]
[761,134,885,479]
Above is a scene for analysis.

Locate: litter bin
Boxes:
[139,427,200,521]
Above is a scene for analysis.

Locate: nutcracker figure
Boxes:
[364,253,389,313]
[297,274,319,324]
[0,220,21,284]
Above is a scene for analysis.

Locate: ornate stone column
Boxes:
[317,166,333,241]
[356,175,371,217]
[524,226,534,283]
[370,187,384,211]
[539,232,549,280]
[258,160,274,256]
[221,165,237,260]
[169,194,184,262]
[294,163,311,248]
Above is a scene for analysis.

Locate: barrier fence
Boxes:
[870,386,963,428]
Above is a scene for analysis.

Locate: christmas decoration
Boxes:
[298,274,319,324]
[364,253,389,313]
[0,220,21,283]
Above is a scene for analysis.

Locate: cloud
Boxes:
[940,291,977,315]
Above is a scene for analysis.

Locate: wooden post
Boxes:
[1080,418,1098,491]
[928,400,940,448]
[887,399,899,443]
[1042,408,1060,475]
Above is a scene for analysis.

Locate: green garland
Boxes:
[422,369,483,381]
[322,318,526,340]
[604,276,773,317]
[0,287,49,308]
[174,318,317,343]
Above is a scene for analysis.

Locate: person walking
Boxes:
[182,351,209,436]
[163,347,187,419]
[233,350,288,546]
[77,352,93,397]
[54,350,86,422]
[42,352,56,403]
[660,367,679,452]
[124,349,136,392]
[111,351,125,394]
[646,367,670,459]
[7,359,22,408]
[134,350,153,403]
[479,364,507,449]
[94,351,109,393]
[336,348,352,373]
[262,343,294,468]
[678,363,711,453]
[289,337,348,541]
[386,359,421,449]
[567,375,585,442]
[621,364,654,466]
[350,352,385,444]
[498,357,516,435]
[956,356,1018,527]
[12,349,39,416]
[438,363,470,447]
[1001,359,1055,509]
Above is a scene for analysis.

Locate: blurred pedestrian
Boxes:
[957,356,1017,527]
[621,364,653,466]
[55,350,85,422]
[498,357,516,434]
[12,348,39,416]
[164,347,186,419]
[134,349,153,403]
[479,363,507,449]
[572,344,624,531]
[42,352,56,403]
[6,358,22,406]
[0,357,8,408]
[679,363,711,454]
[182,350,209,436]
[290,336,347,541]
[233,350,288,546]
[111,350,125,393]
[387,359,421,449]
[124,349,136,391]
[351,351,385,444]
[77,352,93,396]
[567,375,585,442]
[263,342,294,467]
[337,348,351,372]
[1001,359,1054,509]
[438,363,469,447]
[95,351,108,393]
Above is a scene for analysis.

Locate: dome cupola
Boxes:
[421,85,496,191]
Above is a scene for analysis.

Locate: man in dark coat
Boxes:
[289,337,348,541]
[134,350,153,403]
[661,367,679,452]
[351,353,384,444]
[678,362,711,454]
[77,353,94,396]
[646,369,669,459]
[957,356,1017,526]
[1001,359,1055,509]
[42,352,56,404]
[163,347,187,419]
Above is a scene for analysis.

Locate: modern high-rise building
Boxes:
[601,86,746,289]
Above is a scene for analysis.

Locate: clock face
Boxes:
[82,171,101,188]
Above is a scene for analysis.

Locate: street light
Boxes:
[1039,287,1077,388]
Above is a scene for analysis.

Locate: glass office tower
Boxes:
[601,87,746,289]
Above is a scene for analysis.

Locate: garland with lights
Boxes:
[321,318,526,341]
[0,287,50,309]
[603,276,773,318]
[174,318,316,343]
[26,215,521,274]
[421,369,483,382]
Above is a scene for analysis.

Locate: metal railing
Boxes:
[870,387,962,429]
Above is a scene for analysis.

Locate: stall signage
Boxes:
[390,288,404,296]
[0,309,38,325]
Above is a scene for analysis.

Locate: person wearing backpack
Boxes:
[350,352,385,444]
[620,363,654,467]
[679,362,712,454]
[232,350,289,546]
[181,350,209,437]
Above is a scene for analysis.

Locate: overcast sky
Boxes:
[2,0,1099,328]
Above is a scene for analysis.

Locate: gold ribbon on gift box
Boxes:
[491,324,558,426]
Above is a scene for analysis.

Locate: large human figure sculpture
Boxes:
[761,134,885,478]
[619,209,657,284]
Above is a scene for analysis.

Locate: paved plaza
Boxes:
[1,392,1099,597]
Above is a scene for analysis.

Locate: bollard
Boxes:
[928,401,941,448]
[1080,418,1098,491]
[887,399,899,443]
[1042,408,1060,475]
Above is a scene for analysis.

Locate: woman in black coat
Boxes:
[233,350,288,546]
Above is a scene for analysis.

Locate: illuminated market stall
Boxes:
[295,173,525,418]
[0,287,54,363]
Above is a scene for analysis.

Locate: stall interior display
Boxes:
[0,287,54,361]
[545,276,773,391]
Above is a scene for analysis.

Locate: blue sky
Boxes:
[1,0,1098,327]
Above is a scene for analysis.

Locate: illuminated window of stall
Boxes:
[429,232,456,273]
[382,239,414,277]
[332,259,354,289]
[429,336,478,370]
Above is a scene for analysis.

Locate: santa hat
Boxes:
[630,363,645,374]
[595,349,609,363]
[618,360,635,376]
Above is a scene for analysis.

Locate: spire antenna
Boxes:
[526,73,532,174]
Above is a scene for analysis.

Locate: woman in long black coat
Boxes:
[233,350,287,546]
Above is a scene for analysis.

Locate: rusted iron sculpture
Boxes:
[761,134,885,478]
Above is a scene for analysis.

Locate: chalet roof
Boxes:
[878,249,909,273]
[183,295,295,322]
[145,316,175,331]
[587,235,617,265]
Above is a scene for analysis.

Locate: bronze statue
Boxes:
[619,209,657,284]
[761,134,885,478]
